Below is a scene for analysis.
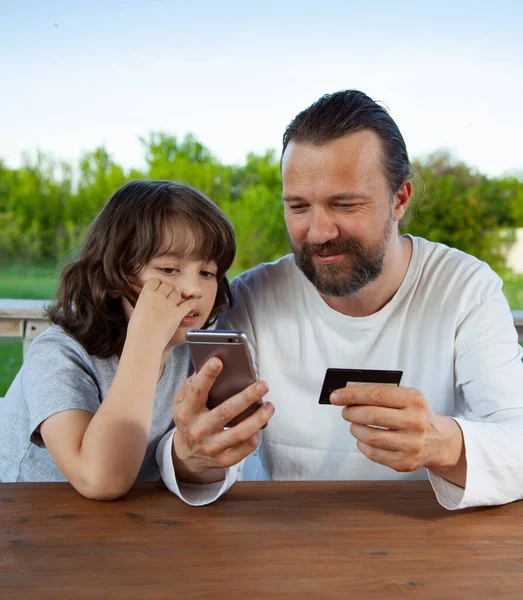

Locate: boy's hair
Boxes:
[47,180,236,358]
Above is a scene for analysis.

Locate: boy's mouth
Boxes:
[180,309,201,326]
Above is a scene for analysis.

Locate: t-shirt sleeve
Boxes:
[428,272,523,509]
[20,330,101,447]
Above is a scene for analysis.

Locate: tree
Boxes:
[405,152,521,271]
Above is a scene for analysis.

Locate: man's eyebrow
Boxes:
[283,193,371,203]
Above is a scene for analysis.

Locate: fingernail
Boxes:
[264,402,274,414]
[330,392,342,404]
[210,358,220,370]
[256,382,268,394]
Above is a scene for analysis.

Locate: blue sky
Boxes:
[1,0,522,177]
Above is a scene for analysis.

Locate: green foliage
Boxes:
[142,133,233,207]
[404,152,523,271]
[226,150,289,269]
[1,141,523,274]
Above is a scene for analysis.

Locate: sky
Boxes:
[1,0,522,178]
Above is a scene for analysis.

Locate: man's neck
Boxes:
[319,235,413,318]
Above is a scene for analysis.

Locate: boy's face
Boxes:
[125,247,219,349]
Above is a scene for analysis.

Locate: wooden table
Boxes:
[1,482,522,599]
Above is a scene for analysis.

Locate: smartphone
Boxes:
[185,330,262,427]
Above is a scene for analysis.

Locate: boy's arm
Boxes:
[39,279,195,500]
[40,333,164,500]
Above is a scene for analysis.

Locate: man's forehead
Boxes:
[282,130,383,171]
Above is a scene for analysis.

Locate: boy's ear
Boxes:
[108,292,120,299]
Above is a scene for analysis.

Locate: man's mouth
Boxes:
[313,253,345,265]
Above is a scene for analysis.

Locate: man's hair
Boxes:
[282,89,411,195]
[47,180,236,358]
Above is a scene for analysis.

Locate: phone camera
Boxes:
[227,337,234,343]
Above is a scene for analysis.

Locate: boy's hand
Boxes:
[125,278,196,349]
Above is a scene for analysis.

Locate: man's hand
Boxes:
[172,358,274,484]
[330,385,467,487]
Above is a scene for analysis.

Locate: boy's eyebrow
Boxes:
[156,251,184,258]
[154,251,216,264]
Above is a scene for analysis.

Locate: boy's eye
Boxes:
[200,270,217,279]
[158,267,179,275]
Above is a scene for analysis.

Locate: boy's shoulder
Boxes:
[25,324,99,370]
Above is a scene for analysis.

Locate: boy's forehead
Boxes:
[156,222,211,261]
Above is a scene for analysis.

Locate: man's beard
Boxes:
[291,218,393,297]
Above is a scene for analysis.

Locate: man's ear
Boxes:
[393,180,412,221]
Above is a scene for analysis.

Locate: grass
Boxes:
[0,261,60,300]
[1,262,522,397]
[0,339,23,396]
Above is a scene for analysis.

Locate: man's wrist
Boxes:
[171,432,226,485]
[425,415,467,487]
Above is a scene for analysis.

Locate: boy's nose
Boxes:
[180,277,203,300]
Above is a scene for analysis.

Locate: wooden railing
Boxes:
[1,299,523,360]
[0,299,52,357]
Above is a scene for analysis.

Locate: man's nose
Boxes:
[307,209,339,245]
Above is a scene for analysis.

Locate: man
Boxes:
[157,90,523,509]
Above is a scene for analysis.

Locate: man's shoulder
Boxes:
[232,254,298,291]
[413,236,501,295]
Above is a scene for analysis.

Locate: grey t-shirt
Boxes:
[0,325,192,482]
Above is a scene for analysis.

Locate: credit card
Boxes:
[318,368,403,404]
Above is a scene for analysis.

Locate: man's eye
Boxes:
[288,204,308,212]
[158,267,179,275]
[200,271,217,279]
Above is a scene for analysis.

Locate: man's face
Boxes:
[282,130,399,298]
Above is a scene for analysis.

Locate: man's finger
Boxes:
[330,384,408,408]
[214,437,265,469]
[174,358,223,411]
[210,381,270,428]
[213,401,274,451]
[350,423,413,452]
[356,440,418,472]
[342,405,405,429]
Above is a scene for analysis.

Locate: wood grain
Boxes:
[1,481,522,599]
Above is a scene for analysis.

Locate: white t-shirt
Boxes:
[158,236,523,509]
